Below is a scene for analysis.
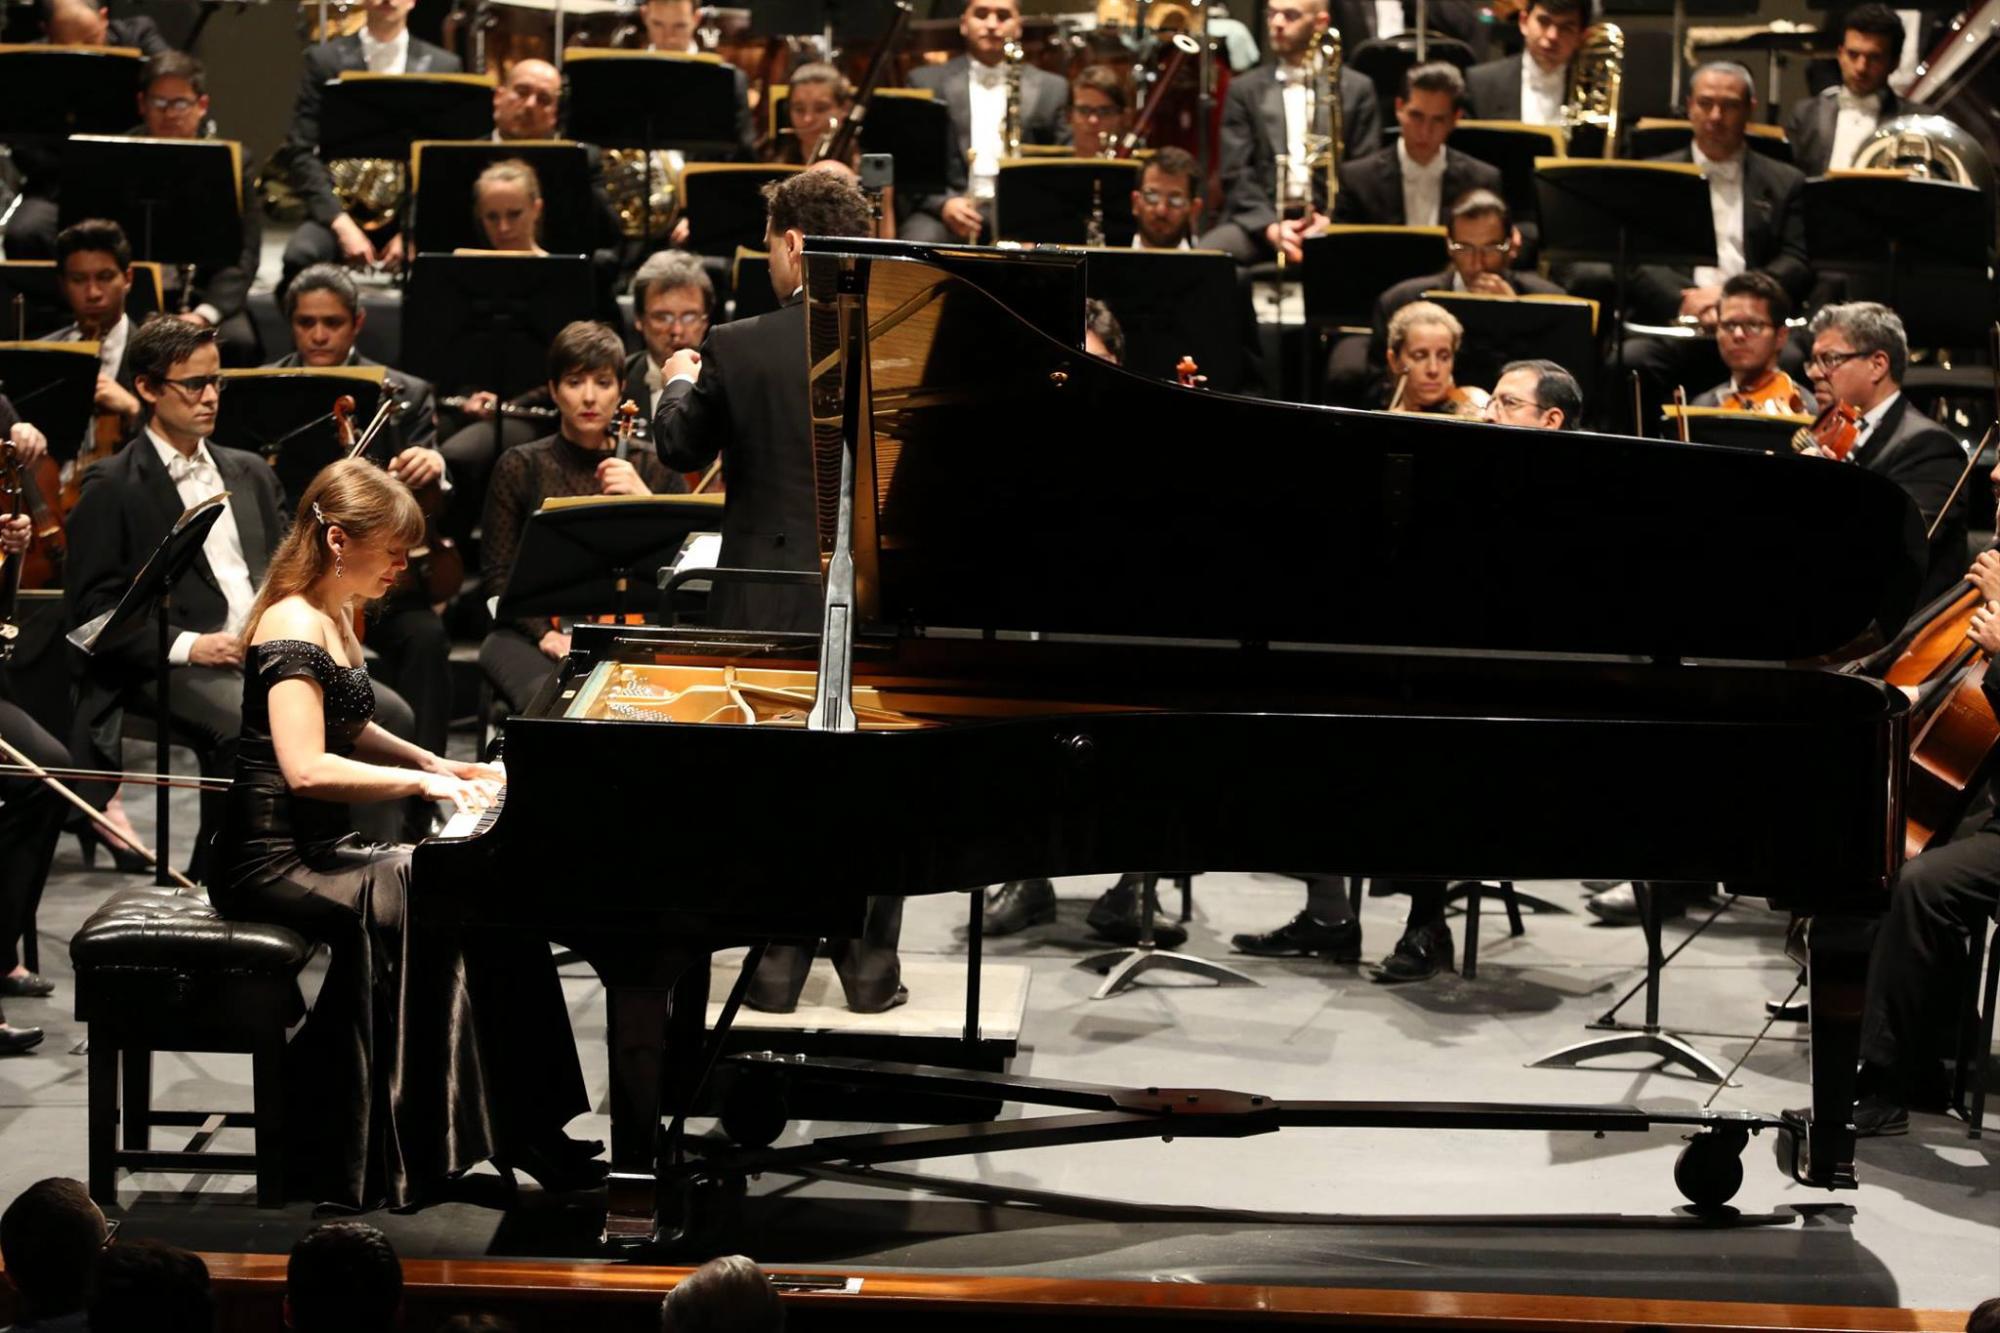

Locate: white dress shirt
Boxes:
[1131,233,1193,251]
[1373,0,1405,37]
[1521,56,1567,127]
[1847,389,1902,461]
[1279,66,1310,201]
[966,58,1008,202]
[147,430,256,665]
[358,25,410,74]
[643,353,668,417]
[1397,139,1447,227]
[1690,143,1747,289]
[1830,87,1884,171]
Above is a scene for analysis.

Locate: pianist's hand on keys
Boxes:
[420,760,505,839]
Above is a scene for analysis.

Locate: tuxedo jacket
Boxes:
[1218,63,1385,235]
[653,297,820,633]
[1329,0,1483,46]
[1368,263,1566,368]
[1333,144,1502,225]
[281,34,464,227]
[105,15,172,55]
[267,350,439,456]
[64,435,287,749]
[1859,394,1970,602]
[1782,85,1931,177]
[47,320,137,398]
[11,18,168,200]
[1628,147,1810,323]
[908,55,1072,211]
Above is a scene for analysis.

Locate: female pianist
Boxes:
[209,458,601,1210]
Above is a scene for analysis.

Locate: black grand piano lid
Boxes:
[800,238,1927,664]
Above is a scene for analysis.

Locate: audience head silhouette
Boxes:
[88,1239,214,1333]
[659,1255,784,1333]
[285,1221,404,1333]
[0,1177,109,1324]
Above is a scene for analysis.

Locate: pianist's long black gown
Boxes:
[209,639,588,1211]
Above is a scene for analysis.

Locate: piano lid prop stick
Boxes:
[0,736,200,893]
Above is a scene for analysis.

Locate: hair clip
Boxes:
[312,501,328,526]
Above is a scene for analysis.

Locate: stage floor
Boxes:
[2,785,1994,1313]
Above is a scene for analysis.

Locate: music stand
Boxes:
[400,252,594,402]
[0,342,100,463]
[993,158,1143,247]
[680,165,799,258]
[1662,404,1810,449]
[858,91,953,206]
[1805,174,1994,347]
[1425,290,1600,409]
[753,0,912,38]
[57,136,245,270]
[1450,121,1564,231]
[410,139,598,256]
[0,46,144,141]
[565,51,743,248]
[212,366,386,504]
[0,261,164,340]
[1626,118,1792,164]
[731,248,778,321]
[320,73,496,166]
[496,493,726,624]
[1535,159,1712,401]
[66,494,227,888]
[1079,247,1250,393]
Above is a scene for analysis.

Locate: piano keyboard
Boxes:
[436,785,505,840]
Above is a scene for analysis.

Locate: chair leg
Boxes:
[252,1032,288,1207]
[88,1039,119,1206]
[121,1049,152,1151]
[1462,885,1483,979]
[1971,922,1999,1139]
[1176,874,1193,924]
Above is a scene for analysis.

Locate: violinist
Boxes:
[0,512,70,1035]
[1803,301,1968,600]
[1383,301,1488,419]
[1484,359,1583,431]
[1069,64,1131,158]
[765,63,854,166]
[1690,271,1807,416]
[47,219,144,463]
[478,322,682,716]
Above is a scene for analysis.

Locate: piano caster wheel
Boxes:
[720,1071,790,1149]
[1674,1128,1746,1211]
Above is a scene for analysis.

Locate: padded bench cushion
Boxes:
[70,889,314,1031]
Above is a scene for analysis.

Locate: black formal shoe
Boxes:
[0,973,54,999]
[1230,912,1362,961]
[0,1024,44,1055]
[1585,882,1709,926]
[1085,883,1187,950]
[983,880,1056,936]
[497,1141,610,1193]
[75,827,148,875]
[1852,1093,1910,1137]
[1371,922,1455,984]
[1764,997,1810,1022]
[849,984,909,1015]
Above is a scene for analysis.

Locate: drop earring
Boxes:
[334,553,344,579]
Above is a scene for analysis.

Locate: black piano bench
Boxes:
[69,888,315,1209]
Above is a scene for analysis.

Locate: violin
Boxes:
[336,392,466,607]
[1790,400,1862,461]
[1719,369,1809,416]
[1176,355,1208,390]
[0,431,65,591]
[612,398,639,462]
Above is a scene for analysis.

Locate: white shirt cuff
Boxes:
[667,373,697,388]
[194,303,222,327]
[168,630,197,666]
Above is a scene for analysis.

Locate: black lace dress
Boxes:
[209,639,587,1210]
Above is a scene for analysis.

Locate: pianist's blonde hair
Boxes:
[242,458,425,643]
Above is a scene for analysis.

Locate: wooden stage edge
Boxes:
[163,1253,1973,1333]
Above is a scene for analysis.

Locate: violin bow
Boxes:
[0,737,200,892]
[1929,422,1998,544]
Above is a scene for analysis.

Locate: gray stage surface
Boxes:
[1,776,1994,1313]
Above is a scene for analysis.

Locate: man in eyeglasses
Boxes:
[1324,189,1560,406]
[1069,64,1130,159]
[125,52,264,366]
[1483,359,1583,430]
[1132,148,1205,250]
[1690,271,1807,414]
[1804,301,1967,600]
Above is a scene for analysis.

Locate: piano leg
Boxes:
[602,953,710,1248]
[1801,912,1872,1189]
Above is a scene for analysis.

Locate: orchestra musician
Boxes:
[1690,271,1809,415]
[1203,0,1385,265]
[470,159,547,255]
[639,0,757,161]
[1332,63,1500,227]
[0,0,173,260]
[626,250,713,419]
[1383,299,1489,418]
[129,52,264,367]
[64,319,418,880]
[1462,0,1587,126]
[1803,302,1969,601]
[47,219,145,463]
[766,62,854,166]
[1483,358,1584,430]
[1621,62,1810,430]
[1328,189,1562,406]
[208,457,598,1209]
[1132,147,1205,250]
[903,0,1073,245]
[275,0,463,293]
[1784,3,1931,177]
[654,170,905,1014]
[1084,298,1125,363]
[0,519,68,1032]
[1069,64,1132,158]
[477,321,682,717]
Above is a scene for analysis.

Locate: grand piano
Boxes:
[414,237,1927,1250]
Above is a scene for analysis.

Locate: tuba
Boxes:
[1852,113,1996,197]
[1001,40,1026,160]
[1561,22,1624,158]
